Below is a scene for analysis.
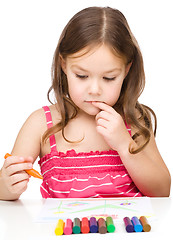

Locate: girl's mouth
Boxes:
[85,101,104,104]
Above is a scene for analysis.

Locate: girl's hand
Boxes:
[1,155,33,197]
[92,101,133,153]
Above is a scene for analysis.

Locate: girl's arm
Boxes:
[11,108,45,159]
[119,129,171,197]
[0,108,45,200]
[92,101,171,197]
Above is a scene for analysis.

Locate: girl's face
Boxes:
[61,44,131,116]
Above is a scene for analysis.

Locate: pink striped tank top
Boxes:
[38,106,143,198]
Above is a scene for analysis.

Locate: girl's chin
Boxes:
[77,102,101,116]
[83,108,100,116]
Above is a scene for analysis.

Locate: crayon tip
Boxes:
[4,153,11,159]
[25,169,43,179]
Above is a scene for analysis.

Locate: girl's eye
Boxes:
[76,74,88,79]
[103,77,116,81]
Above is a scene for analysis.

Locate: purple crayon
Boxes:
[123,217,134,233]
[90,217,98,233]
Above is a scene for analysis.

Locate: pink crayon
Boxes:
[64,219,73,235]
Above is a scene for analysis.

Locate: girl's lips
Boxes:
[85,101,104,103]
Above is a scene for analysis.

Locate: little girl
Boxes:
[0,7,171,200]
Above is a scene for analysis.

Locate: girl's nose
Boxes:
[88,79,102,95]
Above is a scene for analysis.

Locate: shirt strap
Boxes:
[42,106,57,152]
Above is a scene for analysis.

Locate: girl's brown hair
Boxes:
[43,6,157,154]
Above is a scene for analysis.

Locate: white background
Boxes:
[0,0,172,198]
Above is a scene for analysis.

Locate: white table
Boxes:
[0,197,172,240]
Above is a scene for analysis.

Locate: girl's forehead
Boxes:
[67,44,102,59]
[66,44,125,66]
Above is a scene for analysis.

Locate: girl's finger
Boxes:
[6,162,33,176]
[11,172,30,185]
[10,179,29,195]
[95,110,112,122]
[96,118,110,129]
[96,125,109,137]
[91,101,115,114]
[4,156,33,169]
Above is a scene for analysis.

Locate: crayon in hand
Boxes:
[4,153,43,179]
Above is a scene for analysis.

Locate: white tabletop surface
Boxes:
[0,197,172,240]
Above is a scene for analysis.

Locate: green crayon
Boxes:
[106,216,115,233]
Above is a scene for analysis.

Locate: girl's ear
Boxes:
[59,55,67,74]
[125,62,132,77]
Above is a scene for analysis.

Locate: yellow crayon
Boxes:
[55,219,65,235]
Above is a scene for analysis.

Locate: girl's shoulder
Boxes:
[11,105,61,160]
[28,104,61,130]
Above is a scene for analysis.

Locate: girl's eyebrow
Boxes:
[104,68,122,73]
[71,65,122,73]
[71,65,89,72]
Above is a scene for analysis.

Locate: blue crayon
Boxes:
[131,216,143,232]
[123,217,134,233]
[89,217,98,233]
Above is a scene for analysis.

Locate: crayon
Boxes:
[64,219,73,235]
[73,218,81,234]
[4,153,43,179]
[139,216,151,232]
[89,217,98,233]
[106,216,115,233]
[55,219,64,235]
[98,218,107,234]
[131,216,143,232]
[81,217,90,234]
[123,217,134,233]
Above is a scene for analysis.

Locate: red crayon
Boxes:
[64,219,73,235]
[81,217,90,234]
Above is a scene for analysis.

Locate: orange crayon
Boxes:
[81,217,90,234]
[139,216,151,232]
[4,153,43,179]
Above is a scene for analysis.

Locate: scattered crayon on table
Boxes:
[81,217,90,234]
[139,216,151,232]
[73,217,81,234]
[131,216,143,232]
[98,218,107,234]
[123,217,134,233]
[55,219,64,235]
[89,217,98,233]
[106,216,115,233]
[64,219,73,235]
